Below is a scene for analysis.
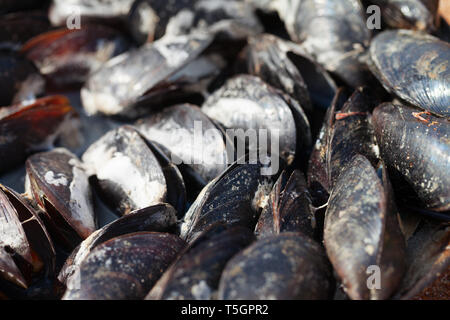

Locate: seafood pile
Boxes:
[0,0,449,300]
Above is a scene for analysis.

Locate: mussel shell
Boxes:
[324,155,406,300]
[81,32,213,117]
[246,34,312,114]
[286,0,372,87]
[21,24,132,89]
[58,203,177,287]
[0,96,76,174]
[0,187,32,288]
[0,52,44,106]
[180,156,280,243]
[165,0,263,40]
[218,232,333,300]
[394,220,449,299]
[362,0,439,32]
[62,232,185,300]
[135,103,229,184]
[373,102,450,212]
[255,170,315,239]
[26,148,96,247]
[202,74,311,166]
[369,30,449,117]
[328,87,380,187]
[147,224,254,300]
[82,125,167,216]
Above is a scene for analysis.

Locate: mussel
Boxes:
[369,29,449,117]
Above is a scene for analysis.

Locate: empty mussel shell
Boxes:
[369,29,450,117]
[147,224,254,300]
[324,155,406,300]
[373,102,450,212]
[62,232,185,300]
[218,232,333,299]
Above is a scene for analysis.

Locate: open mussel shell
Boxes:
[0,95,76,174]
[369,30,449,117]
[147,223,254,300]
[62,232,186,300]
[0,183,55,290]
[202,74,311,166]
[135,103,229,185]
[218,232,333,300]
[255,170,316,240]
[373,102,450,212]
[324,155,406,300]
[21,24,132,89]
[362,0,439,32]
[58,203,177,289]
[82,125,169,216]
[180,155,281,243]
[81,32,213,117]
[0,52,44,106]
[26,148,96,249]
[165,0,263,40]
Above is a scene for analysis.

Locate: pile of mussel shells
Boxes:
[0,0,449,300]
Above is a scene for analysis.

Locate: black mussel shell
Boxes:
[202,74,311,166]
[62,232,185,300]
[324,155,406,300]
[82,125,168,216]
[135,103,229,185]
[180,155,281,243]
[81,32,213,117]
[26,148,96,248]
[0,96,76,174]
[369,30,449,117]
[255,170,315,240]
[373,102,450,212]
[218,232,334,299]
[58,203,177,288]
[21,24,132,89]
[147,224,254,300]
